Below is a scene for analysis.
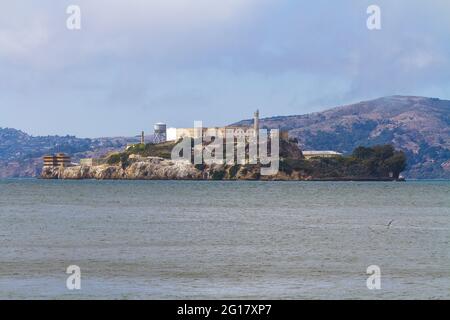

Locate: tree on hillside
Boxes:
[352,145,406,178]
[384,151,407,179]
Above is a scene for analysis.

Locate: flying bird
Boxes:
[387,219,395,229]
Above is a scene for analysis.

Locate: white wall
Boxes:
[166,128,178,141]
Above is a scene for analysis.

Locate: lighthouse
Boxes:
[253,109,259,137]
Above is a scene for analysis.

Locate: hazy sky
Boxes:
[1,0,450,137]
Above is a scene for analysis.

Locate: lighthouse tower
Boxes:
[253,109,259,137]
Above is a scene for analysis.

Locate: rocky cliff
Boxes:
[5,95,436,178]
[41,156,305,181]
[41,144,406,181]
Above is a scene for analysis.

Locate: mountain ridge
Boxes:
[0,127,139,177]
[1,95,449,178]
[234,95,450,178]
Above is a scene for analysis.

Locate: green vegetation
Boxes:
[352,145,407,178]
[103,141,179,169]
[228,164,240,178]
[107,152,129,169]
[125,142,175,159]
[281,144,406,179]
[279,159,312,175]
[106,153,121,164]
[194,164,206,171]
[256,144,405,179]
[211,170,226,180]
[104,139,405,180]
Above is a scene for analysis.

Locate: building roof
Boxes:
[303,151,343,155]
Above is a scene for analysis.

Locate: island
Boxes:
[41,138,407,181]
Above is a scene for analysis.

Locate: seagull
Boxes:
[387,219,394,229]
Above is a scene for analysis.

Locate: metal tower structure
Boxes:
[153,123,167,144]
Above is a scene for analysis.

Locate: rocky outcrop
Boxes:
[6,95,448,179]
[41,156,203,180]
[40,143,407,181]
[40,155,312,181]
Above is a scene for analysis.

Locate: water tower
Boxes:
[153,122,167,144]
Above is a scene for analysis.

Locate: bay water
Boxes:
[0,179,449,299]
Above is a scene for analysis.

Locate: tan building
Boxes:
[166,110,289,141]
[303,151,343,160]
[79,158,100,166]
[43,153,72,167]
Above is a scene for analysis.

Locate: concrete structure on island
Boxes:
[153,123,167,144]
[302,151,343,160]
[253,109,259,136]
[79,158,100,166]
[166,110,288,141]
[42,153,72,167]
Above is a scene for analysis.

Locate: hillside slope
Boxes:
[2,96,449,179]
[235,96,450,178]
[0,128,139,177]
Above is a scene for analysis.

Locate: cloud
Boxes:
[1,0,450,136]
[0,24,48,58]
[0,0,275,68]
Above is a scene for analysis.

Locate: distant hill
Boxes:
[0,128,140,177]
[2,96,450,179]
[234,96,450,179]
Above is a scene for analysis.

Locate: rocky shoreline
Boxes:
[40,156,402,181]
[40,156,307,181]
[40,141,407,182]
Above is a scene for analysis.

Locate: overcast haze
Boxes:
[1,0,450,137]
